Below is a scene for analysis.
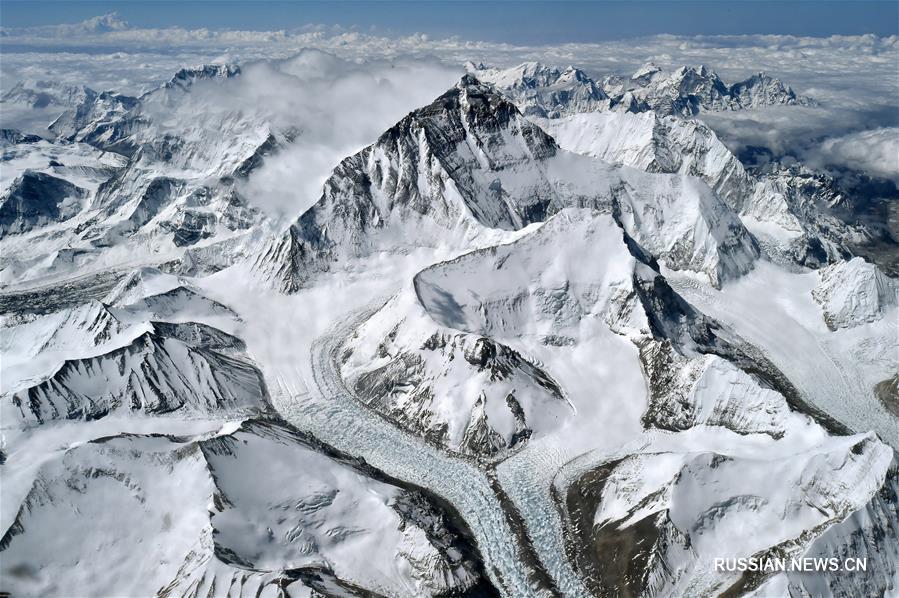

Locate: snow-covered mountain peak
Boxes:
[253,75,562,291]
[474,59,815,121]
[611,62,816,116]
[729,70,805,108]
[451,73,544,129]
[158,64,242,95]
[3,48,897,598]
[466,61,609,118]
[1,80,98,111]
[377,73,559,180]
[413,208,646,338]
[812,257,898,330]
[255,74,759,293]
[473,61,587,88]
[632,61,664,81]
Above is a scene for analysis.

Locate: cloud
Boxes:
[96,48,459,223]
[700,104,899,181]
[224,51,460,222]
[0,12,131,38]
[1,15,896,187]
[802,127,899,185]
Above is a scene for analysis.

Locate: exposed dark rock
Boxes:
[0,170,87,234]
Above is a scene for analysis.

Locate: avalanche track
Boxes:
[268,306,590,598]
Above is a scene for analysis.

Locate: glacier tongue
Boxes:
[1,264,497,596]
[318,204,896,596]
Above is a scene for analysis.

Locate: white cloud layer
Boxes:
[232,52,459,221]
[803,127,899,185]
[1,14,897,184]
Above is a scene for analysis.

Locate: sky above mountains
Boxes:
[2,1,898,42]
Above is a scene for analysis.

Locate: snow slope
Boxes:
[1,419,486,597]
[1,58,895,598]
[534,111,753,212]
[256,76,758,292]
[812,257,898,330]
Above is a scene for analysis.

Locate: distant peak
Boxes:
[78,12,131,33]
[161,64,241,92]
[633,62,663,79]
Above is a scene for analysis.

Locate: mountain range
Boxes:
[1,56,896,597]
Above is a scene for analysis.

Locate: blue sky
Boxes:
[1,1,897,43]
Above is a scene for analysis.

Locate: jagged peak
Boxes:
[560,65,589,80]
[157,64,242,94]
[458,72,484,87]
[730,71,796,95]
[632,61,663,79]
[384,74,551,143]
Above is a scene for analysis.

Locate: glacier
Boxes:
[1,52,897,598]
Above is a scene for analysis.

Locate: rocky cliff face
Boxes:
[1,171,88,234]
[256,76,758,292]
[2,57,896,598]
